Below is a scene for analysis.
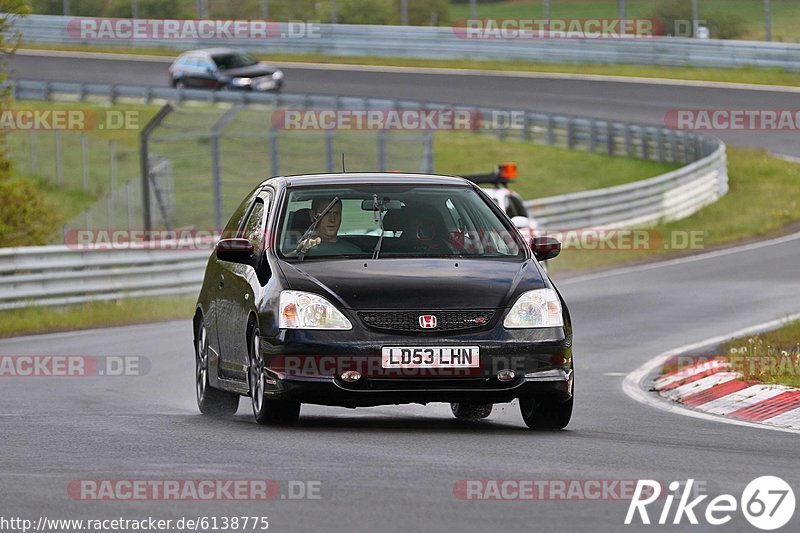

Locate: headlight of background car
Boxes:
[503,289,563,328]
[271,70,284,80]
[231,77,252,87]
[279,290,352,330]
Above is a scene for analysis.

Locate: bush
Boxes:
[0,172,58,247]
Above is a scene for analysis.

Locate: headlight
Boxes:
[271,70,284,80]
[279,290,352,330]
[231,77,252,87]
[503,289,563,328]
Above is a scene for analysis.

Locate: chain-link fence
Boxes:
[145,104,431,230]
[5,100,433,235]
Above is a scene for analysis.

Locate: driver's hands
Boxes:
[285,234,322,257]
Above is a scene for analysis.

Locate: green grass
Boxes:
[549,147,800,273]
[433,132,677,197]
[720,320,800,388]
[450,0,800,43]
[19,45,800,88]
[0,295,197,339]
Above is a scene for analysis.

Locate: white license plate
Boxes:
[381,346,480,368]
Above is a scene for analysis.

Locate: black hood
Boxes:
[277,258,545,310]
[221,63,278,78]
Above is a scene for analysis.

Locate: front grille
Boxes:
[358,310,495,333]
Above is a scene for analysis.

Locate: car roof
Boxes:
[263,173,474,189]
[179,48,242,57]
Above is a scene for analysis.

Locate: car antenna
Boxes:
[341,153,347,173]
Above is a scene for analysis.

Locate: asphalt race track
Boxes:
[2,52,799,532]
[8,51,800,157]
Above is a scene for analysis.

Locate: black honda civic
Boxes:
[193,173,574,429]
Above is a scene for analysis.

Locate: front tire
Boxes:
[249,329,300,426]
[195,318,239,416]
[519,396,573,430]
[450,403,493,420]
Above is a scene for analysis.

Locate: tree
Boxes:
[1,0,30,173]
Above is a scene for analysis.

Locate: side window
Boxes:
[242,201,266,258]
[221,189,259,239]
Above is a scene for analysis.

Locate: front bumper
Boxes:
[258,327,573,407]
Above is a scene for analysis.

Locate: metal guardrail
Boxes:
[3,78,727,309]
[0,245,208,310]
[8,14,800,71]
[524,135,727,229]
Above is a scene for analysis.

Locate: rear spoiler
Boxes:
[462,162,518,187]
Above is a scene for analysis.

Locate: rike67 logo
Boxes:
[626,477,795,530]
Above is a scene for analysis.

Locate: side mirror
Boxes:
[511,216,530,230]
[216,238,254,264]
[530,236,561,261]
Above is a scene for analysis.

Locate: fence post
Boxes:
[106,194,113,227]
[126,181,133,229]
[522,112,531,142]
[29,130,36,175]
[606,123,614,156]
[624,125,632,158]
[567,119,575,150]
[54,130,63,186]
[423,131,434,173]
[325,129,335,172]
[109,140,117,193]
[377,130,387,171]
[269,129,279,177]
[140,104,174,232]
[81,133,89,191]
[639,128,647,159]
[656,128,665,162]
[210,106,241,231]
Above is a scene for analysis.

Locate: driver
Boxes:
[292,197,362,257]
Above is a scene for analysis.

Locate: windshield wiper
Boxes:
[295,196,340,261]
[371,194,387,260]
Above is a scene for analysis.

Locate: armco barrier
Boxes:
[0,245,209,310]
[6,14,800,71]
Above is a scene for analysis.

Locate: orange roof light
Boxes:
[498,162,518,180]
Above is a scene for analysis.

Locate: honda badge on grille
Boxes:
[418,315,437,329]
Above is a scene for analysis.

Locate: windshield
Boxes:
[212,52,258,70]
[278,185,525,261]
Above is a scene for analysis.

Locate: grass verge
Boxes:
[0,295,197,339]
[20,45,800,88]
[720,321,800,388]
[434,132,677,197]
[549,147,800,274]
